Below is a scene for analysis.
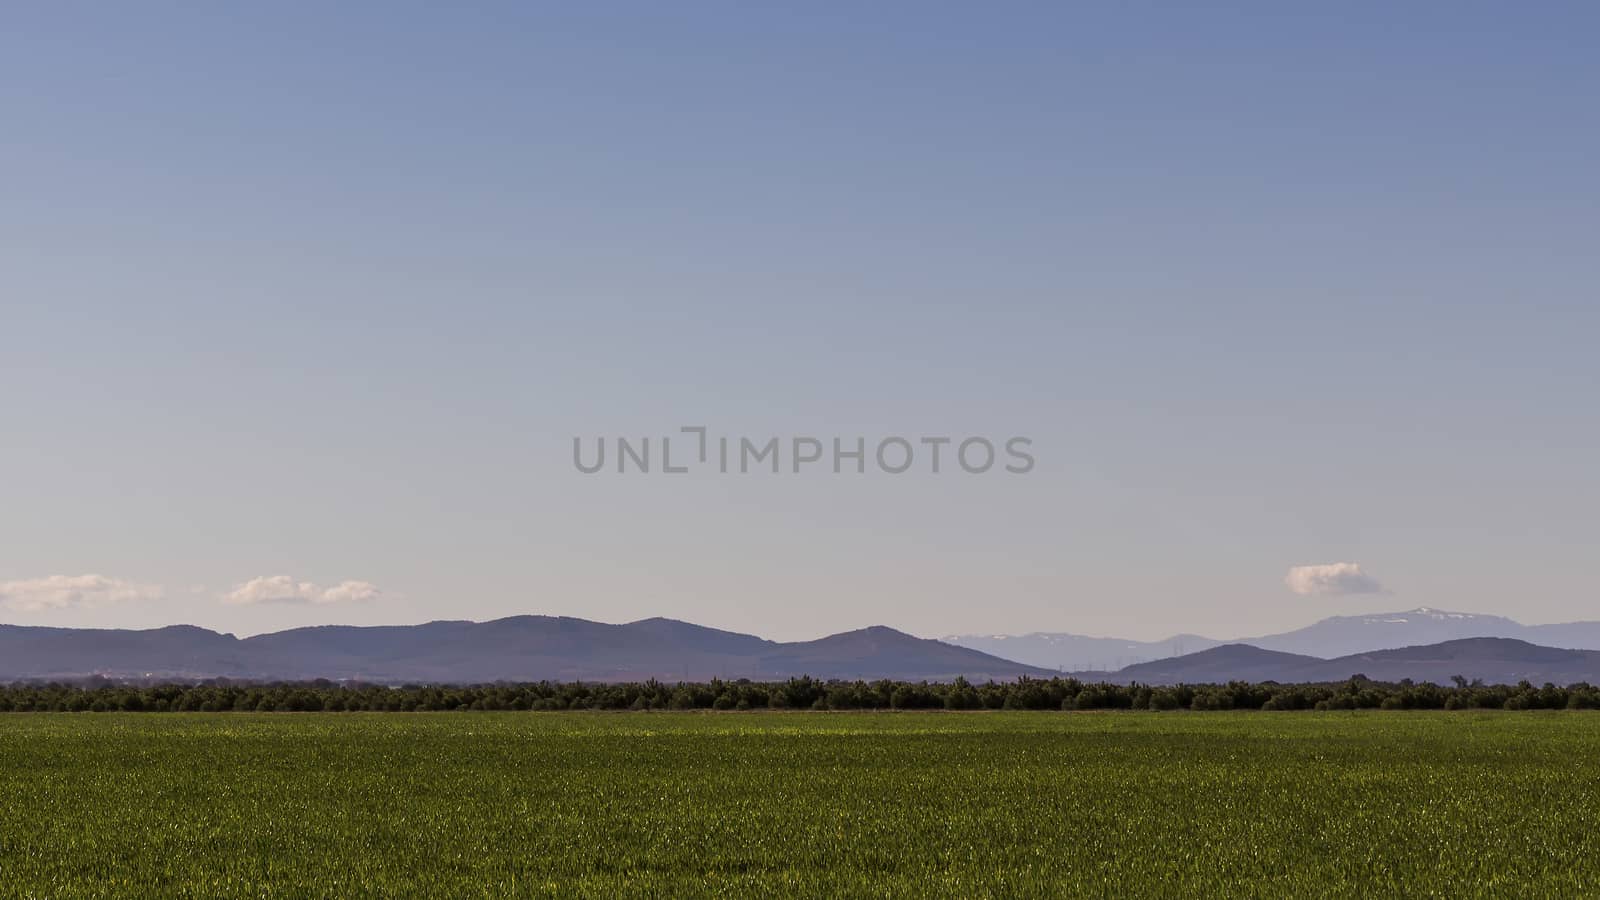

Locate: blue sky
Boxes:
[3,4,1597,640]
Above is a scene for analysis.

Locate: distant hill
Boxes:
[939,632,1222,671]
[1109,644,1325,684]
[0,624,252,681]
[1077,638,1600,686]
[0,618,1054,684]
[945,608,1600,669]
[751,626,1045,681]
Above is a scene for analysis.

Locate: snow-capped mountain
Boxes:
[1242,608,1532,658]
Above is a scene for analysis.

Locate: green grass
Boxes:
[1,712,1597,897]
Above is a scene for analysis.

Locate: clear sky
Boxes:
[3,4,1597,641]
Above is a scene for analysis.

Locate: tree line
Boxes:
[2,674,1599,712]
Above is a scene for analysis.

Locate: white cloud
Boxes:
[221,575,382,606]
[0,575,164,612]
[1284,562,1385,597]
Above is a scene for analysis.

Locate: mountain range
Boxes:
[0,618,1053,684]
[4,608,1599,686]
[944,608,1600,670]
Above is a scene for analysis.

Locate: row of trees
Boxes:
[2,675,1599,713]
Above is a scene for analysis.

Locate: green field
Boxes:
[1,712,1597,897]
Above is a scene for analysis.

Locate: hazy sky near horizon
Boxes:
[4,4,1598,641]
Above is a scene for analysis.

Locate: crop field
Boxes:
[1,712,1597,897]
